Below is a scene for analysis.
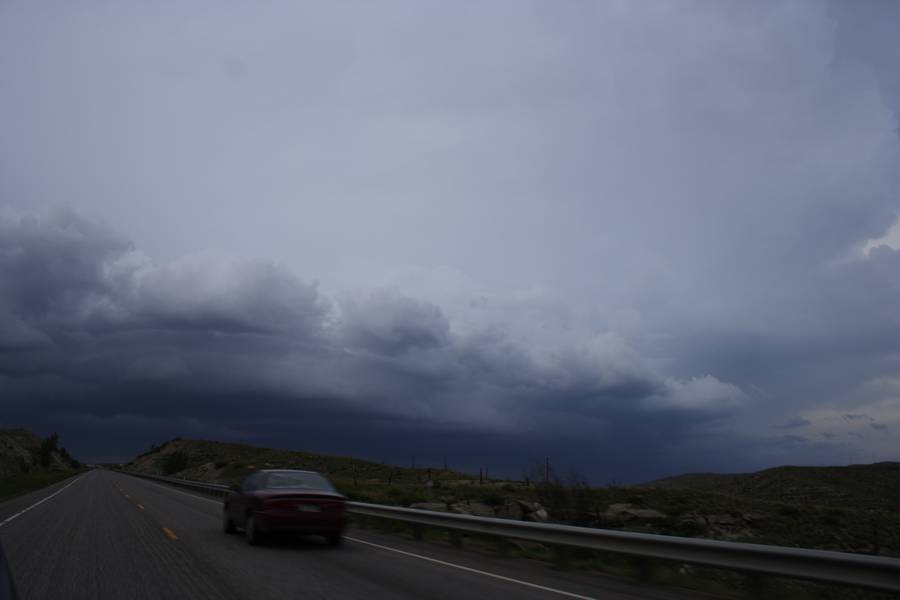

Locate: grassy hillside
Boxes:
[0,428,81,478]
[0,428,84,502]
[124,438,900,559]
[645,462,900,512]
[124,437,473,489]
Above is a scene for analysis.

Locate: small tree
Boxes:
[58,446,81,469]
[162,450,190,475]
[39,433,60,467]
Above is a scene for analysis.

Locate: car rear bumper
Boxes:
[255,510,346,534]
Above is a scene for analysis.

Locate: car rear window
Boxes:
[264,472,336,492]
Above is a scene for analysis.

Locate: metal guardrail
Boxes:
[119,470,900,593]
[124,472,232,496]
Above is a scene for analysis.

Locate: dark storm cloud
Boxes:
[776,417,812,430]
[780,435,809,445]
[0,210,746,478]
[337,292,450,356]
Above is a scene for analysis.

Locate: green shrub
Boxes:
[481,492,506,506]
[38,433,59,467]
[162,450,189,475]
[385,487,427,506]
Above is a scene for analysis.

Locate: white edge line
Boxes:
[346,536,597,600]
[131,475,596,599]
[0,474,85,528]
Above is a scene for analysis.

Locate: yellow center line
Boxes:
[162,527,178,540]
[137,504,145,511]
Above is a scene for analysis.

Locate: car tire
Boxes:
[245,513,263,545]
[325,533,343,547]
[223,508,236,534]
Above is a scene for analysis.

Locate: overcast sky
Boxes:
[2,1,899,482]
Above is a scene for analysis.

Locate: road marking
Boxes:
[137,504,145,511]
[346,537,596,600]
[129,475,592,598]
[129,475,591,599]
[0,475,83,529]
[163,527,178,540]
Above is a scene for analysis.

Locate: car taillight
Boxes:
[260,497,345,512]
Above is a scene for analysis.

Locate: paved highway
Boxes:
[0,470,699,600]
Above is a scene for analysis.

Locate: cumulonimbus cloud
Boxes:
[0,209,745,434]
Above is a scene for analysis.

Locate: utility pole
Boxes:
[545,456,551,484]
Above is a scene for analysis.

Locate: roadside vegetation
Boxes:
[125,438,900,558]
[125,438,899,599]
[0,469,85,503]
[0,428,85,502]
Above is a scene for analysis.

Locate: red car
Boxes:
[223,469,347,546]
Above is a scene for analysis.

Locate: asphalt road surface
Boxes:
[0,470,702,600]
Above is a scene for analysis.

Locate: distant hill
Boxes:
[124,437,472,488]
[644,462,900,511]
[0,428,81,479]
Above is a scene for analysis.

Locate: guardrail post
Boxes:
[743,572,766,599]
[494,537,510,558]
[374,517,387,533]
[554,546,572,570]
[449,530,462,548]
[635,557,655,582]
[412,524,424,541]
